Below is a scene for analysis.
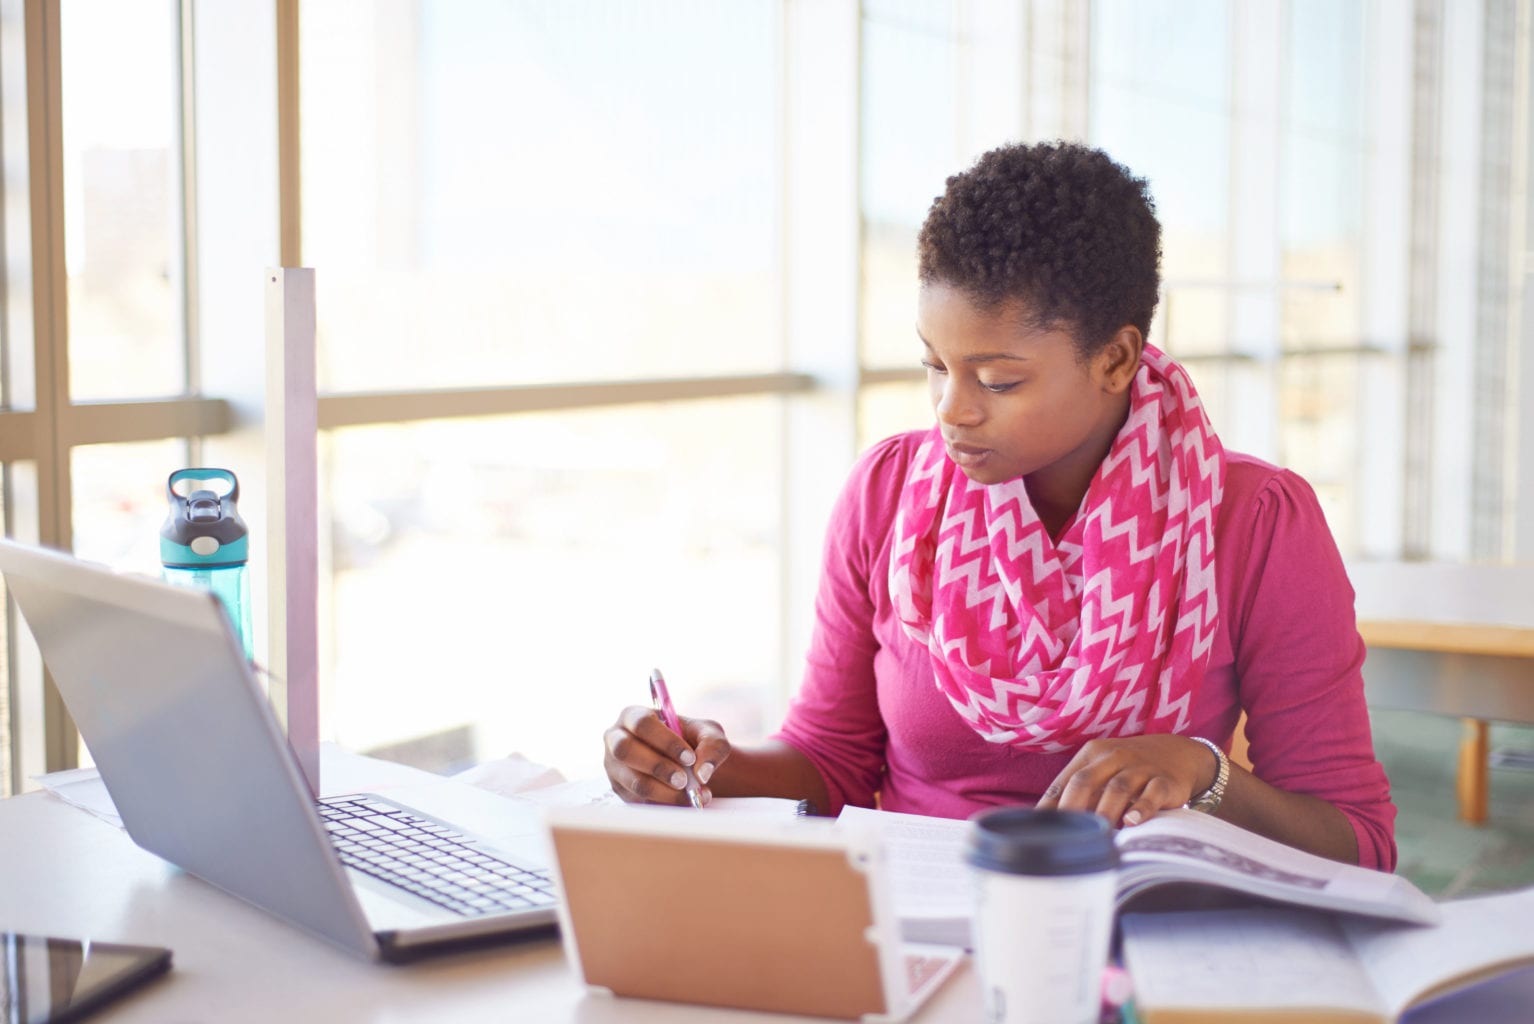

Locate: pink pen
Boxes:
[649,668,704,808]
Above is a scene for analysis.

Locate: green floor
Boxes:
[1373,709,1534,897]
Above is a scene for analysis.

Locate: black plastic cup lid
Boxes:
[965,807,1118,876]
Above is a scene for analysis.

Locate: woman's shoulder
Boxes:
[851,430,927,482]
[1220,449,1327,527]
[1216,450,1345,592]
[826,430,928,539]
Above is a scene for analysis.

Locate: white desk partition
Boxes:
[1348,562,1534,628]
[1347,560,1534,823]
[265,267,319,797]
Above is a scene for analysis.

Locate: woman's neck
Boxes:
[1023,391,1133,539]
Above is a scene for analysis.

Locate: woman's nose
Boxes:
[934,380,982,427]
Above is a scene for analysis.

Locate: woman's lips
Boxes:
[946,441,992,468]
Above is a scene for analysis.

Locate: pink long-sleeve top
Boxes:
[774,431,1398,871]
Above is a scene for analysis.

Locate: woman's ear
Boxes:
[1096,326,1143,393]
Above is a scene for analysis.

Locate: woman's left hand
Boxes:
[1034,734,1221,828]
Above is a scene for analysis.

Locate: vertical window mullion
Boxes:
[23,0,75,772]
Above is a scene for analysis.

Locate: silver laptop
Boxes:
[0,538,559,963]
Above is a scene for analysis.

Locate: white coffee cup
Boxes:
[966,808,1118,1024]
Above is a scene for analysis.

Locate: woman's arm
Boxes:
[706,739,832,812]
[1034,732,1358,863]
[604,435,917,813]
[768,437,922,814]
[602,705,831,811]
[1039,467,1393,868]
[1217,759,1357,862]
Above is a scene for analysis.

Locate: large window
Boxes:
[1088,1,1423,560]
[302,0,780,392]
[859,0,962,375]
[1275,0,1370,551]
[301,1,786,777]
[0,0,31,797]
[2,0,202,791]
[1091,0,1231,360]
[62,0,184,404]
[3,1,1532,791]
[856,0,1034,446]
[324,401,781,773]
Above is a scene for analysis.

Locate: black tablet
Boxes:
[1,934,171,1024]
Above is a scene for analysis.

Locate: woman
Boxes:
[603,142,1396,869]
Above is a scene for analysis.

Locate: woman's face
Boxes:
[916,282,1136,497]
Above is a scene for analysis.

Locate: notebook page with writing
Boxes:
[837,806,972,946]
[1122,909,1385,1019]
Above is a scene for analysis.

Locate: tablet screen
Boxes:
[1,934,171,1024]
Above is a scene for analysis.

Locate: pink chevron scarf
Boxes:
[889,344,1225,753]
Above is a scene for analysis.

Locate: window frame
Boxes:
[5,0,1533,790]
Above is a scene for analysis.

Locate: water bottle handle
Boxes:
[167,468,239,504]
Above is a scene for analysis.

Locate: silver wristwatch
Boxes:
[1186,736,1230,814]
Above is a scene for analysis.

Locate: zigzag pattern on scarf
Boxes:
[890,345,1225,753]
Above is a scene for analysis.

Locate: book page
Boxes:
[834,804,1445,951]
[1342,886,1534,1016]
[1121,908,1384,1017]
[837,806,972,944]
[1116,810,1440,925]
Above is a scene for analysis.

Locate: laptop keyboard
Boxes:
[317,796,558,918]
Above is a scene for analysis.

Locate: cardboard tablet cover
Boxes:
[546,807,896,1021]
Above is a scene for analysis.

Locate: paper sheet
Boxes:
[450,752,568,797]
[1121,908,1383,1015]
[837,805,972,919]
[33,766,122,829]
[1343,887,1534,1016]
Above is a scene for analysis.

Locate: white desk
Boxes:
[9,755,1532,1023]
[2,772,982,1023]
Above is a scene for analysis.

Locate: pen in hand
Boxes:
[649,668,705,808]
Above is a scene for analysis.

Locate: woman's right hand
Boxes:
[603,705,732,805]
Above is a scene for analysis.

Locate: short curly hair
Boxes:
[917,141,1162,356]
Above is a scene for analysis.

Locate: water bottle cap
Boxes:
[161,469,248,568]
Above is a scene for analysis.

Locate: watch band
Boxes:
[1186,736,1230,814]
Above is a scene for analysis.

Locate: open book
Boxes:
[836,806,1440,948]
[1120,888,1534,1023]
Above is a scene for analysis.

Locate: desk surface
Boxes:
[4,776,982,1023]
[10,755,1531,1023]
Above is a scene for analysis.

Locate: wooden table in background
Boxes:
[1356,617,1534,824]
[1348,562,1534,826]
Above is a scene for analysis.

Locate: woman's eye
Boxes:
[981,381,1019,393]
[921,360,946,374]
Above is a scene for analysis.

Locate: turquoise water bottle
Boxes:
[160,468,252,660]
